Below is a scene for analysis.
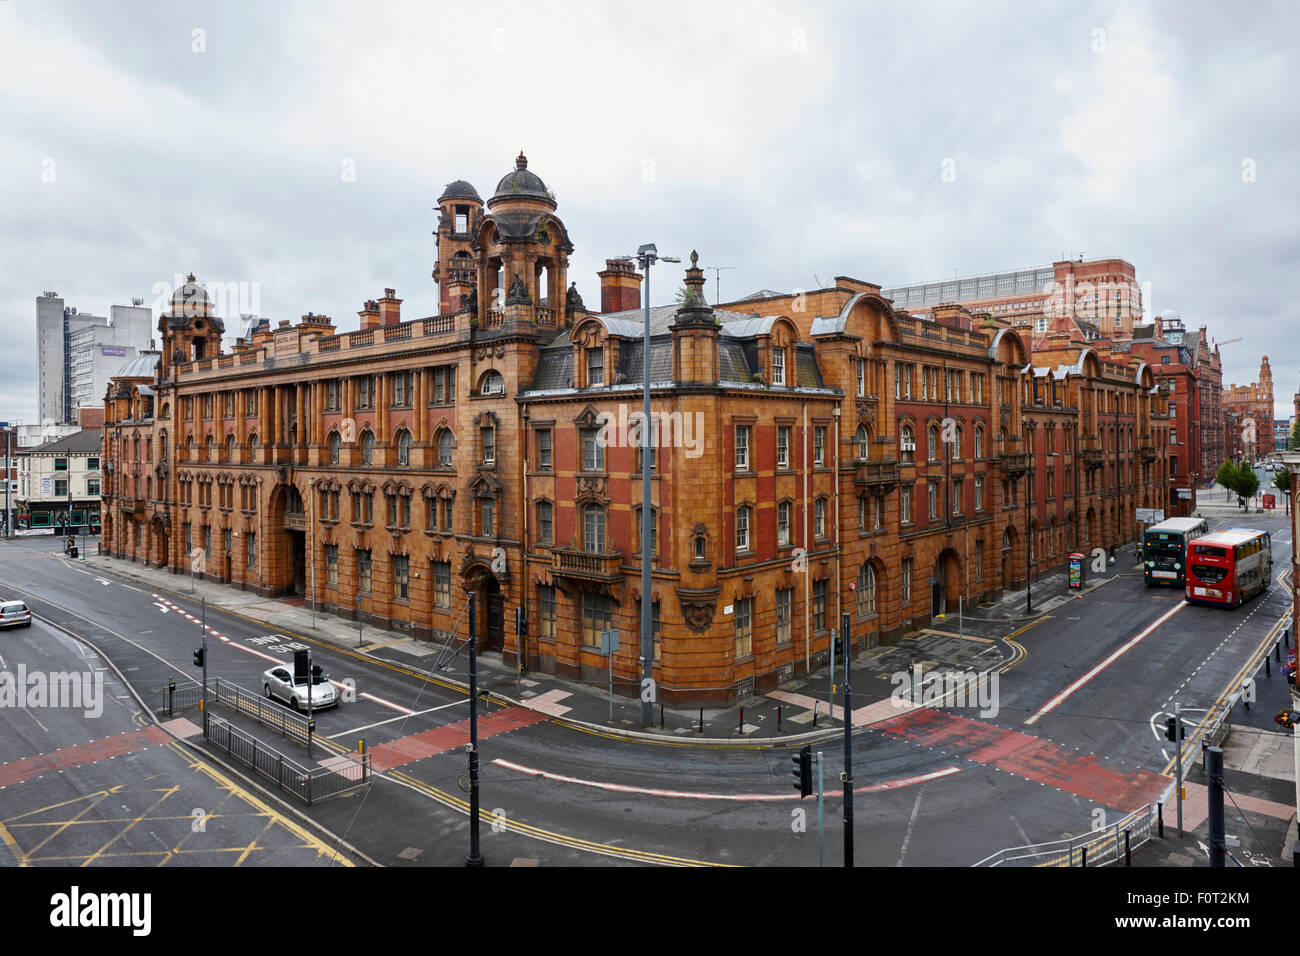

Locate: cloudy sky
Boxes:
[3,0,1297,423]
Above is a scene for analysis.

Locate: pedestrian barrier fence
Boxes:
[160,677,312,745]
[203,710,370,805]
[973,803,1157,867]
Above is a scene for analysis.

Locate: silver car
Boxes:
[0,600,32,629]
[262,665,338,710]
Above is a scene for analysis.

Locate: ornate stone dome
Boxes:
[438,179,482,204]
[487,152,555,210]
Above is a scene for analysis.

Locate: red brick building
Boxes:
[1225,356,1275,460]
[102,155,1168,705]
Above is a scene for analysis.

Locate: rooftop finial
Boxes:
[516,151,528,170]
[186,272,196,283]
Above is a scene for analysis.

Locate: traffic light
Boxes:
[833,634,843,659]
[791,745,812,798]
[193,647,205,668]
[1163,716,1184,741]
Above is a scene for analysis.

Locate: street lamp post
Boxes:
[634,243,679,727]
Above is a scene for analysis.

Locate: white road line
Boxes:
[1025,600,1188,726]
[492,758,962,801]
[896,790,924,866]
[326,698,466,738]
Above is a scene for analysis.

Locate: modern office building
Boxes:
[37,292,152,425]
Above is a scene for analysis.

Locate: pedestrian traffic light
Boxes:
[791,745,812,798]
[193,647,205,668]
[833,634,843,659]
[1163,716,1184,741]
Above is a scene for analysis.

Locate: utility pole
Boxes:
[706,265,734,305]
[466,590,484,867]
[840,611,854,867]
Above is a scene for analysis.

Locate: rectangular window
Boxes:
[928,482,938,519]
[581,593,612,648]
[735,426,751,471]
[900,485,912,523]
[224,392,234,417]
[777,426,790,468]
[772,348,785,386]
[326,544,338,585]
[902,558,912,603]
[393,554,409,600]
[975,477,984,511]
[539,585,555,639]
[432,366,457,404]
[433,561,451,608]
[54,478,68,496]
[856,360,866,397]
[357,549,372,592]
[586,348,603,386]
[536,429,552,469]
[734,597,752,658]
[87,457,99,471]
[481,426,495,465]
[953,479,963,515]
[326,381,338,410]
[54,458,67,471]
[812,579,826,631]
[87,479,100,495]
[736,507,750,552]
[814,499,826,538]
[537,502,553,544]
[582,429,604,472]
[873,493,884,530]
[480,498,495,537]
[775,588,792,644]
[778,501,791,545]
[814,426,826,466]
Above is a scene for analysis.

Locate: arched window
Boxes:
[225,434,235,462]
[583,504,606,553]
[437,429,453,467]
[927,424,940,461]
[974,425,984,459]
[856,425,869,462]
[247,433,259,458]
[329,431,341,464]
[479,370,505,396]
[159,431,168,461]
[858,563,876,616]
[206,435,216,463]
[361,431,375,465]
[900,425,915,464]
[396,429,411,466]
[535,501,553,544]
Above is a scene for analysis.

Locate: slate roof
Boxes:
[26,429,103,455]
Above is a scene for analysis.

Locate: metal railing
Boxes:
[973,803,1158,866]
[159,677,313,746]
[203,711,369,805]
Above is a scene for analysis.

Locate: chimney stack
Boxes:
[378,288,403,326]
[598,259,641,314]
[359,299,381,330]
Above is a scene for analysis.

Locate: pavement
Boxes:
[75,543,1073,745]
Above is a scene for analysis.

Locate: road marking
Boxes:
[1025,600,1187,725]
[896,790,924,866]
[367,707,549,770]
[491,758,961,800]
[326,699,466,738]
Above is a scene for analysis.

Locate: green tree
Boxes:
[1273,468,1291,495]
[1238,465,1259,502]
[1290,419,1300,451]
[1215,459,1238,493]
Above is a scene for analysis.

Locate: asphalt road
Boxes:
[1,514,1292,866]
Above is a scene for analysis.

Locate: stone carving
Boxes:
[676,587,720,634]
[566,282,586,314]
[459,285,478,315]
[505,275,530,305]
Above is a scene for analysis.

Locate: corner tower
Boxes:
[433,179,484,315]
[158,274,225,374]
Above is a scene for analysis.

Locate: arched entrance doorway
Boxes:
[932,548,961,616]
[464,566,505,653]
[268,482,307,596]
[150,515,169,569]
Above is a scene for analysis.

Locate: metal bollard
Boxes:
[1124,829,1131,866]
[778,705,782,734]
[167,679,175,717]
[660,703,664,729]
[1157,802,1164,838]
[699,708,703,734]
[1081,845,1087,868]
[738,707,743,735]
[1277,641,1282,662]
[1266,656,1271,678]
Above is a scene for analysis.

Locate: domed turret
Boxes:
[487,152,556,210]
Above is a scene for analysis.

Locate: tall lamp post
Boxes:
[634,244,679,727]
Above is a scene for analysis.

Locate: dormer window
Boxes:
[586,348,604,387]
[772,347,785,386]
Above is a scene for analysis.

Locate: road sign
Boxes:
[600,628,619,656]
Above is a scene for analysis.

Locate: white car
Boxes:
[262,665,338,710]
[0,600,32,628]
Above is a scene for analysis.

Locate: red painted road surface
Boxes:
[366,706,550,772]
[875,708,1171,810]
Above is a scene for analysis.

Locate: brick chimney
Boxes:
[931,303,972,331]
[358,299,381,330]
[378,288,402,326]
[597,259,641,314]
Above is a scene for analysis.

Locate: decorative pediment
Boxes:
[472,409,500,429]
[469,472,502,498]
[572,405,603,430]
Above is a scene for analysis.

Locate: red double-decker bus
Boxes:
[1185,529,1273,608]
